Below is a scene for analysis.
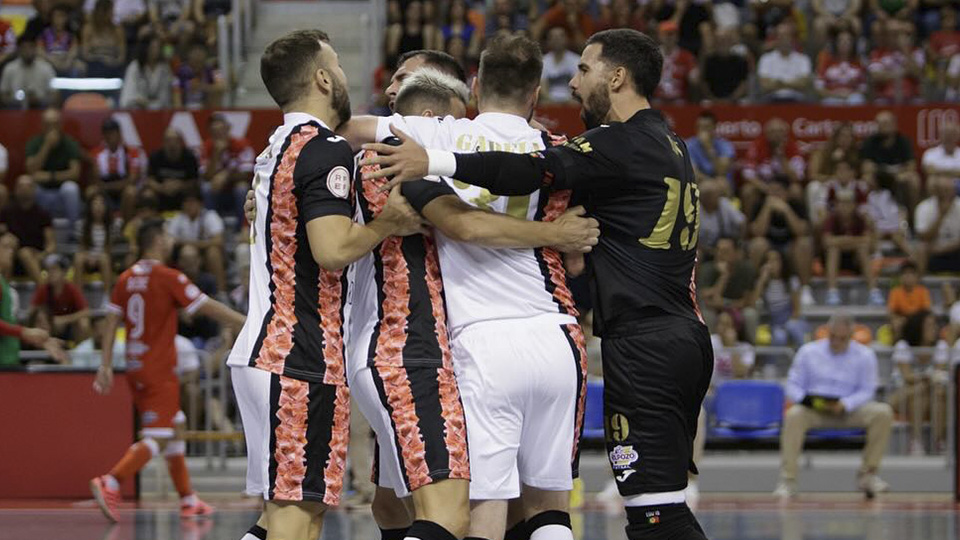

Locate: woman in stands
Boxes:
[74,191,114,295]
[81,0,126,78]
[440,0,480,62]
[38,3,83,76]
[752,250,808,346]
[119,36,173,109]
[890,310,953,455]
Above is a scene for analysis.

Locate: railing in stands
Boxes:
[217,0,257,106]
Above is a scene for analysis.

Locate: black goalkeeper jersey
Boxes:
[448,109,703,337]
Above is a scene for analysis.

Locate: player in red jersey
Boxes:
[90,220,245,522]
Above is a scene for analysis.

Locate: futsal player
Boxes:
[363,28,714,540]
[91,220,246,522]
[342,34,594,540]
[226,29,423,540]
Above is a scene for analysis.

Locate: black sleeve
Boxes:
[147,152,158,178]
[186,151,199,179]
[294,135,355,222]
[401,179,456,214]
[450,126,624,195]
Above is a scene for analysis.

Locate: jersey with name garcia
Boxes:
[227,113,353,385]
[378,112,578,332]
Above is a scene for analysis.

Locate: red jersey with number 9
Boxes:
[107,260,208,386]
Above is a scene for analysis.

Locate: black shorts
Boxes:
[267,374,350,505]
[601,316,713,496]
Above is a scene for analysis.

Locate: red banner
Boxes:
[1,104,958,183]
[0,371,136,499]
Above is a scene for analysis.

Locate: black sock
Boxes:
[244,524,267,540]
[381,528,409,540]
[625,503,707,540]
[406,520,458,540]
[504,520,529,540]
[526,511,571,537]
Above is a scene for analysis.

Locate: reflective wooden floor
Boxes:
[1,495,958,540]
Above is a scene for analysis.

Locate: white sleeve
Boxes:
[914,200,935,235]
[949,55,960,78]
[0,143,7,173]
[205,211,225,237]
[757,54,774,79]
[921,148,934,168]
[950,302,960,325]
[377,113,453,149]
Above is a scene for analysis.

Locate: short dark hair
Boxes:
[478,34,543,104]
[137,219,166,255]
[697,110,717,123]
[397,49,467,83]
[17,35,34,48]
[261,29,330,108]
[102,118,120,133]
[900,260,918,274]
[183,187,204,203]
[586,29,662,98]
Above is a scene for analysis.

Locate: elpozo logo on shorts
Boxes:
[609,444,639,470]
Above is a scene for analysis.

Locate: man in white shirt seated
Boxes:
[775,313,893,500]
[757,23,812,103]
[915,175,960,273]
[921,122,960,178]
[166,188,226,292]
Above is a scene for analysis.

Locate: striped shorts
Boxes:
[349,363,470,498]
[266,373,350,506]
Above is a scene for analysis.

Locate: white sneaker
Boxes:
[826,288,842,306]
[868,288,886,306]
[857,473,890,499]
[773,479,798,500]
[800,285,815,307]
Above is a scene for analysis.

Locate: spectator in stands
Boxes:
[822,190,883,306]
[700,28,750,104]
[385,0,440,64]
[777,313,893,499]
[30,254,90,343]
[81,0,126,78]
[0,232,67,366]
[122,189,158,266]
[0,16,17,68]
[38,3,83,76]
[922,122,960,178]
[815,28,867,105]
[686,110,735,187]
[864,170,912,256]
[71,314,124,366]
[595,0,647,32]
[699,179,746,258]
[531,0,594,51]
[811,159,869,226]
[0,36,57,109]
[757,23,812,102]
[91,118,143,220]
[0,142,7,185]
[22,0,54,41]
[167,188,226,292]
[915,175,960,273]
[173,41,224,109]
[868,0,917,37]
[868,20,925,104]
[175,243,219,341]
[748,175,815,306]
[441,0,480,63]
[812,0,862,47]
[930,7,960,68]
[890,310,951,455]
[0,175,56,284]
[888,261,931,338]
[24,107,83,226]
[808,122,860,185]
[147,0,195,42]
[540,27,579,103]
[146,128,198,212]
[654,20,698,104]
[944,52,960,101]
[73,191,113,292]
[119,36,174,109]
[861,110,921,213]
[484,0,529,38]
[753,249,807,346]
[741,118,806,215]
[229,260,249,313]
[698,236,760,344]
[200,113,253,221]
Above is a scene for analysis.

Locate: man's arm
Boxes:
[784,349,809,404]
[43,226,56,255]
[420,194,599,252]
[337,116,393,151]
[194,297,245,329]
[840,350,879,412]
[94,311,121,394]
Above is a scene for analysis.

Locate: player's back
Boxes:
[576,109,702,335]
[109,260,207,383]
[381,113,578,332]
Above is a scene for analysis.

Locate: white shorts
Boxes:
[231,365,271,497]
[450,315,588,500]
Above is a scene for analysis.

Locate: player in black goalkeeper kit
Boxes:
[362,29,714,540]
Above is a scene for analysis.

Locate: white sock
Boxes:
[530,524,574,540]
[181,493,198,506]
[104,475,120,490]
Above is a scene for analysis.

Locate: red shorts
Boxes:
[128,376,184,439]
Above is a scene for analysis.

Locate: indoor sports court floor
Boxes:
[2,494,958,540]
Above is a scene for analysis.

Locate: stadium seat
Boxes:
[582,379,604,441]
[710,380,784,439]
[806,428,866,441]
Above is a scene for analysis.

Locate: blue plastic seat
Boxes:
[710,380,784,440]
[582,379,605,441]
[806,428,866,440]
